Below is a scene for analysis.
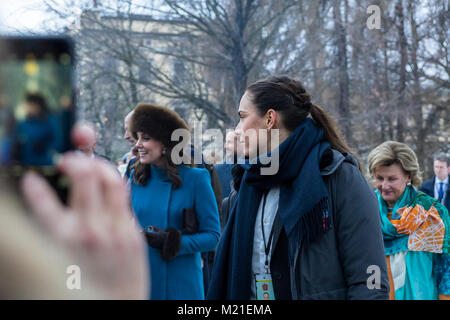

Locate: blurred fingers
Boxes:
[71,122,96,149]
[92,159,130,220]
[21,172,65,233]
[58,153,103,216]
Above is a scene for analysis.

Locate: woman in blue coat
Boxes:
[128,103,221,300]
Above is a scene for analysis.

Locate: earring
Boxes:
[162,149,167,156]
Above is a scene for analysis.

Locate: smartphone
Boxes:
[0,36,76,203]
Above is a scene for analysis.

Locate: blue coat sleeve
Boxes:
[178,169,221,255]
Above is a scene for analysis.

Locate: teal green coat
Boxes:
[129,165,221,299]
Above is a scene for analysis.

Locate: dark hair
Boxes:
[434,152,449,165]
[246,75,360,169]
[130,104,191,189]
[131,145,185,189]
[25,93,49,117]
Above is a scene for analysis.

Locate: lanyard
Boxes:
[261,191,275,274]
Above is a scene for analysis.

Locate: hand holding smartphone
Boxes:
[0,36,75,203]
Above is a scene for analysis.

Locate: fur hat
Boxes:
[130,103,190,149]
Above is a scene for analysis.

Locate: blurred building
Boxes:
[69,9,215,161]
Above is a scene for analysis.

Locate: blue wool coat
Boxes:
[129,165,221,300]
[13,115,61,166]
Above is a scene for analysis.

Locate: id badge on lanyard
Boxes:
[254,190,275,300]
[255,273,275,300]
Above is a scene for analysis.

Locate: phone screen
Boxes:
[0,36,75,177]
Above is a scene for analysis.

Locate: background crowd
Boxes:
[0,1,448,300]
[1,73,448,300]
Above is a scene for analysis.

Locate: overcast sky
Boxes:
[0,0,52,33]
[0,0,164,34]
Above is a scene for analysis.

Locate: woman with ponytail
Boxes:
[208,76,389,300]
[128,103,220,299]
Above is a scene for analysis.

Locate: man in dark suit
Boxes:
[419,153,449,211]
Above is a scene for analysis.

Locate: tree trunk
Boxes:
[230,0,249,106]
[395,0,408,142]
[408,0,425,171]
[333,0,351,141]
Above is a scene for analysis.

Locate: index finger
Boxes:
[92,159,130,220]
[21,172,66,234]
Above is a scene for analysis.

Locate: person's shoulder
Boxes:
[179,165,210,179]
[416,190,447,210]
[417,191,450,225]
[122,151,131,163]
[214,163,224,170]
[421,176,435,187]
[128,156,138,166]
[179,166,212,191]
[321,150,375,200]
[215,163,232,172]
[124,157,137,178]
[321,149,360,179]
[331,159,364,189]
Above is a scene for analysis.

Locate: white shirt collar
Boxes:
[436,176,448,185]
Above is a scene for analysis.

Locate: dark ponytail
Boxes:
[247,75,361,170]
[309,104,354,157]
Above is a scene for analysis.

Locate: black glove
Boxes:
[144,226,166,249]
[144,226,181,260]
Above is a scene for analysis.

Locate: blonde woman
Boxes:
[368,141,450,300]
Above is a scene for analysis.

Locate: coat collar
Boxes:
[320,149,358,176]
[151,165,171,182]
